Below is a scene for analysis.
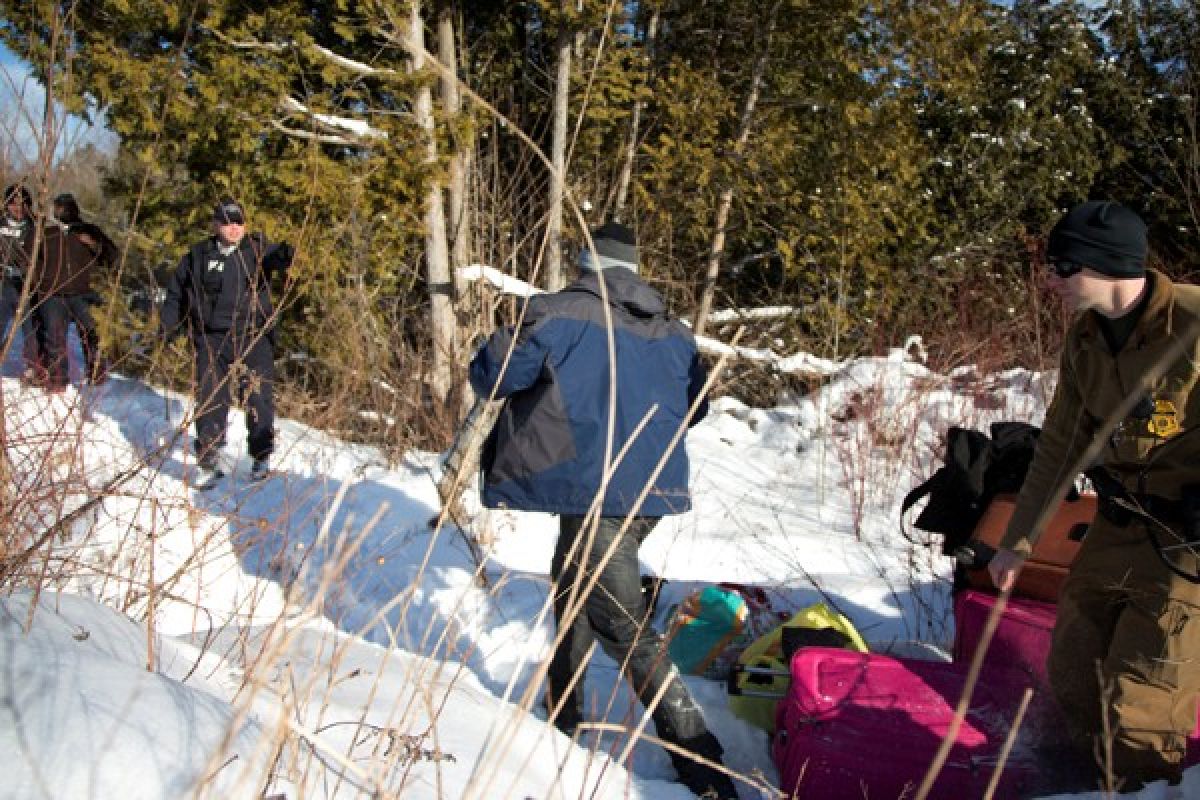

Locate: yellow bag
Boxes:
[728,602,868,732]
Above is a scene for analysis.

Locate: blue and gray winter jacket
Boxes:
[469,268,708,517]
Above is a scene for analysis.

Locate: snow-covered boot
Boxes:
[669,732,738,799]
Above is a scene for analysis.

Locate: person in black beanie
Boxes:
[990,201,1200,792]
[469,222,738,799]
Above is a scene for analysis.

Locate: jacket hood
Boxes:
[570,268,666,319]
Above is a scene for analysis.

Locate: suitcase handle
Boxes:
[956,523,1089,569]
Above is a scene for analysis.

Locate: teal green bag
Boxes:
[666,586,749,676]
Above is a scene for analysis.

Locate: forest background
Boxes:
[1,0,1197,457]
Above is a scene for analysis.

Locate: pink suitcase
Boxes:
[772,647,1041,800]
[953,589,1056,689]
[953,588,1200,767]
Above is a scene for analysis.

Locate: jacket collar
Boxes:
[206,233,257,257]
[567,268,666,318]
[1078,268,1176,352]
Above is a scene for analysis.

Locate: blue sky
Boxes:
[1,42,118,168]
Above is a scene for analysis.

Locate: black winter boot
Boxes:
[669,732,739,799]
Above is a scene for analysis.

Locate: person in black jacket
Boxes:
[160,197,293,483]
[1,183,40,379]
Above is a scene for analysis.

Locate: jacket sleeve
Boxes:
[1000,347,1094,555]
[159,250,192,338]
[76,223,118,267]
[469,301,552,400]
[262,240,294,276]
[96,228,118,267]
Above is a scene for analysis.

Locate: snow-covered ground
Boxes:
[0,336,1192,799]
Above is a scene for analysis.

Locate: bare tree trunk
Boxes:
[546,28,571,291]
[692,1,780,339]
[411,0,455,401]
[612,8,658,222]
[438,6,470,278]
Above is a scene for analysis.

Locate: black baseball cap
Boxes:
[213,197,245,224]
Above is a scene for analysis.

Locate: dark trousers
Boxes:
[1,279,40,371]
[193,331,275,462]
[548,515,710,744]
[38,294,105,388]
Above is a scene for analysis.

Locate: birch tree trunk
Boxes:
[411,0,455,401]
[692,1,780,338]
[612,8,658,222]
[438,6,470,277]
[545,27,571,291]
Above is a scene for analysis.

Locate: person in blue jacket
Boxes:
[469,222,737,800]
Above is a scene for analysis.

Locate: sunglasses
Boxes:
[1048,259,1085,279]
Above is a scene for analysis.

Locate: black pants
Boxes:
[548,515,710,744]
[37,293,104,388]
[193,330,275,462]
[0,279,40,371]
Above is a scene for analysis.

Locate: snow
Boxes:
[0,336,1194,800]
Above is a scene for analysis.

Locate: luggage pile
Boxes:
[772,491,1089,800]
[770,417,1200,798]
[670,423,1200,797]
[765,421,1089,798]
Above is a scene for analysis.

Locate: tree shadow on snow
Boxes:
[82,374,502,695]
[195,460,497,676]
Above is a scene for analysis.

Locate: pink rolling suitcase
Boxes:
[953,589,1056,688]
[952,588,1200,768]
[772,647,1041,800]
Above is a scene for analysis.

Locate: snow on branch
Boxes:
[270,121,358,146]
[200,26,289,52]
[280,96,388,141]
[458,265,544,299]
[201,31,394,142]
[453,266,918,378]
[311,44,399,77]
[706,306,800,324]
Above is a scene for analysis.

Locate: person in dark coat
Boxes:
[469,222,736,800]
[0,183,41,380]
[31,193,118,390]
[160,197,293,483]
[990,202,1200,791]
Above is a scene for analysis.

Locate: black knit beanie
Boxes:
[579,221,639,273]
[1046,201,1147,278]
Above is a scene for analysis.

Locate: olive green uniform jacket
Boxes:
[1002,269,1200,555]
[1002,269,1200,785]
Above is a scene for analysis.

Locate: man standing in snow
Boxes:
[1,184,40,379]
[160,197,293,485]
[989,201,1200,792]
[469,222,737,799]
[32,193,118,390]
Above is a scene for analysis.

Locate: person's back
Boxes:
[469,222,735,800]
[36,225,104,297]
[473,264,705,516]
